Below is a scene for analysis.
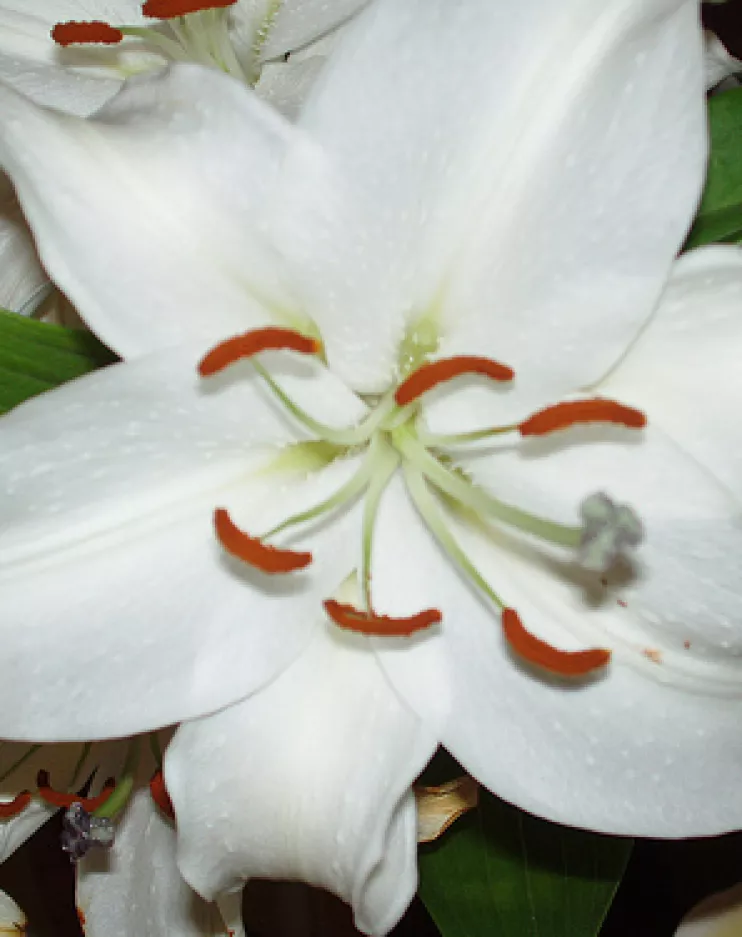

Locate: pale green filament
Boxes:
[419,423,519,447]
[393,424,582,549]
[253,361,397,447]
[359,441,400,611]
[403,464,507,610]
[93,736,141,820]
[261,442,385,540]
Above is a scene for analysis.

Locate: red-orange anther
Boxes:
[51,21,124,46]
[502,608,611,676]
[324,599,442,637]
[198,327,321,376]
[149,769,175,820]
[143,0,238,18]
[0,791,31,819]
[519,399,646,436]
[395,356,515,407]
[214,508,312,573]
[36,770,116,811]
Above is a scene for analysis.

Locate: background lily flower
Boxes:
[0,0,370,316]
[674,883,742,936]
[0,0,740,931]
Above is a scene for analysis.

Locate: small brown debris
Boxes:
[642,648,662,664]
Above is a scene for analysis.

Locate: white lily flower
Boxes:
[0,0,369,314]
[0,0,740,930]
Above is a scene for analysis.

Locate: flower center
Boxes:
[195,327,668,684]
[52,0,274,85]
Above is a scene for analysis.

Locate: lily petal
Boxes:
[260,0,371,60]
[0,891,26,934]
[0,65,307,357]
[166,624,437,936]
[78,786,234,937]
[599,245,742,503]
[675,883,742,937]
[372,476,742,836]
[0,177,47,313]
[272,0,705,398]
[0,344,366,739]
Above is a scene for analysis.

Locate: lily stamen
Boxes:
[149,769,175,820]
[36,770,116,811]
[214,507,312,573]
[142,0,237,16]
[519,399,646,436]
[51,22,124,46]
[502,608,611,676]
[0,791,31,819]
[395,355,514,407]
[198,327,322,376]
[324,599,441,637]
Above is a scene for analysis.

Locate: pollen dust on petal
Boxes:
[324,599,441,637]
[502,608,611,676]
[51,21,123,46]
[142,0,238,19]
[214,508,312,573]
[519,399,646,436]
[198,327,321,376]
[395,355,514,406]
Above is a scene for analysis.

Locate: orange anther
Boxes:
[198,327,321,376]
[143,0,237,18]
[149,769,174,820]
[51,21,124,46]
[324,599,441,637]
[519,399,646,436]
[36,770,116,811]
[502,608,611,676]
[214,508,312,573]
[0,791,31,819]
[395,356,514,407]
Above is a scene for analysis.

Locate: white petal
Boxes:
[0,177,48,313]
[260,0,371,59]
[600,245,742,503]
[166,625,437,936]
[704,31,741,89]
[272,0,705,397]
[78,786,233,937]
[675,884,742,937]
[0,344,367,739]
[255,56,327,121]
[0,64,307,357]
[0,891,26,933]
[371,476,742,836]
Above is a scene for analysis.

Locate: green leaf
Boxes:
[419,786,632,937]
[0,308,116,414]
[686,87,742,249]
